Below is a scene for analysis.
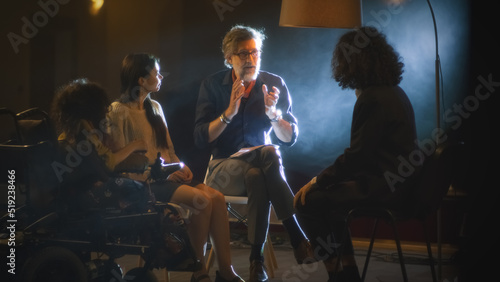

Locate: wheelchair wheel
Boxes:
[21,246,87,282]
[123,267,158,282]
[86,259,123,282]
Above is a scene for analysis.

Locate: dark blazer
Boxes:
[316,85,418,198]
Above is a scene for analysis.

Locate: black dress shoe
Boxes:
[249,260,269,282]
[215,270,245,282]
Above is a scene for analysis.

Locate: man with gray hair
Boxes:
[194,25,313,282]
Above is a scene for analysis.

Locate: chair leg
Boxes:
[227,203,247,225]
[389,216,408,282]
[264,242,275,278]
[164,269,170,282]
[266,233,278,269]
[361,218,379,282]
[423,221,438,282]
[206,246,215,272]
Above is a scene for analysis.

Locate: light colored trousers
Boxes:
[205,145,295,245]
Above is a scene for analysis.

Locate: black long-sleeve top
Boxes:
[316,85,418,196]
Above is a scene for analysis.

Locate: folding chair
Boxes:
[206,195,279,278]
[337,141,461,282]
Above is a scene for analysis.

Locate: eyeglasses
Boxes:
[233,49,261,60]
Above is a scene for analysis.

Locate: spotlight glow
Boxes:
[90,0,104,15]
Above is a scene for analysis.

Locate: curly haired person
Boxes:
[294,27,418,282]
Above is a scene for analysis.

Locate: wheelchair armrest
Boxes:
[0,140,53,151]
[113,152,149,174]
[150,162,182,182]
[23,212,60,233]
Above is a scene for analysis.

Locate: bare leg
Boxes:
[195,183,239,280]
[170,185,213,281]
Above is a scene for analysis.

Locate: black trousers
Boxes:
[206,145,295,245]
[295,180,369,261]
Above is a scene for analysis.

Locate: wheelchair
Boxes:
[0,108,200,282]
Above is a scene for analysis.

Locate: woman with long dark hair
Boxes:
[107,53,243,282]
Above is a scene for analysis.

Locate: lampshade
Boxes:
[279,0,362,29]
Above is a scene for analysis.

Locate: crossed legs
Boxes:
[207,146,297,247]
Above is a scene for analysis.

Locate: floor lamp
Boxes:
[280,0,443,279]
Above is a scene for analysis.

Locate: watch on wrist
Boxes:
[269,110,282,123]
[220,112,231,124]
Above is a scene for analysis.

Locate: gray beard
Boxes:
[242,68,259,82]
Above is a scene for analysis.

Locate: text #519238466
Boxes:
[6,170,17,275]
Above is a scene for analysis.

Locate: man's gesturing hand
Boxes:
[225,79,245,119]
[262,84,280,119]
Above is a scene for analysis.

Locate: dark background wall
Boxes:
[1,0,473,181]
[1,0,497,252]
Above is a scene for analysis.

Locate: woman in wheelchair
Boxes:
[104,53,243,282]
[51,78,150,210]
[51,75,243,282]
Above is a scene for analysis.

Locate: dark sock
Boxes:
[282,215,306,248]
[250,243,264,262]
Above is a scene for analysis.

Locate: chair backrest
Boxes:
[411,140,461,219]
[16,108,57,145]
[0,108,60,207]
[0,108,21,144]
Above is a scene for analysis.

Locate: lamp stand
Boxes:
[425,0,443,280]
